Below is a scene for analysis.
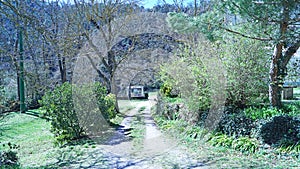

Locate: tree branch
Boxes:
[282,40,300,67]
[219,25,273,41]
[85,53,110,84]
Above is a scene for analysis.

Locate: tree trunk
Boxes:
[58,54,67,83]
[269,44,283,108]
[110,76,120,113]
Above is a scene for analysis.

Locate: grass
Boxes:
[294,87,300,98]
[118,99,139,113]
[0,112,57,168]
[129,116,145,151]
[129,105,147,151]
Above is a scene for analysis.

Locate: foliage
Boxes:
[244,105,300,121]
[160,82,175,98]
[0,142,19,167]
[159,42,214,113]
[218,113,255,137]
[282,102,300,116]
[244,107,283,120]
[220,36,269,108]
[166,20,269,109]
[286,56,300,82]
[208,133,234,148]
[259,115,300,145]
[94,83,116,121]
[0,77,18,113]
[232,136,259,154]
[208,133,258,153]
[167,11,222,41]
[40,82,84,144]
[154,113,208,143]
[278,143,300,154]
[167,0,300,108]
[40,82,116,144]
[163,97,182,104]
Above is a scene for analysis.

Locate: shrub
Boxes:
[40,83,84,143]
[160,82,174,98]
[259,115,300,145]
[220,36,269,108]
[94,83,116,121]
[217,113,255,137]
[40,82,116,144]
[159,44,213,113]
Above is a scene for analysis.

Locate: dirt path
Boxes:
[91,97,208,169]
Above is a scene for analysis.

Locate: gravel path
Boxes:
[96,98,207,169]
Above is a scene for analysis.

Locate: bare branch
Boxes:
[219,26,273,41]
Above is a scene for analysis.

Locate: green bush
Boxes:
[217,113,255,137]
[259,115,300,145]
[40,82,116,144]
[160,82,173,97]
[283,102,300,116]
[159,49,212,113]
[40,83,84,143]
[94,83,116,121]
[221,36,269,108]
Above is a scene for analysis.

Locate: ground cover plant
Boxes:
[39,82,116,144]
[154,86,300,167]
[153,102,300,168]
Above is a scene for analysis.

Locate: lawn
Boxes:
[294,87,300,99]
[0,112,57,168]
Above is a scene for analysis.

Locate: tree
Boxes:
[167,0,300,108]
[0,0,85,109]
[71,0,141,112]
